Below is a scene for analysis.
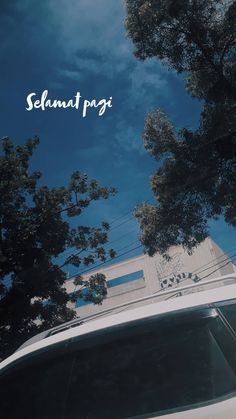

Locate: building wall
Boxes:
[65,238,236,318]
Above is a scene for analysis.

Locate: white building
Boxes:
[65,238,236,318]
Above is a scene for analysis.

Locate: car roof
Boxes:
[1,274,236,371]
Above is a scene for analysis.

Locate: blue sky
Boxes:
[1,0,235,276]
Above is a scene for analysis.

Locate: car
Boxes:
[1,273,236,419]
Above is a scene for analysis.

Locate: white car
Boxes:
[1,274,236,419]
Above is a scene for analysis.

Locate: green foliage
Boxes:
[0,137,116,359]
[72,273,107,305]
[125,0,236,256]
[125,0,236,101]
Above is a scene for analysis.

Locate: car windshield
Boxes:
[1,303,236,419]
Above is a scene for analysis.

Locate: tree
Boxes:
[0,137,116,359]
[125,0,236,256]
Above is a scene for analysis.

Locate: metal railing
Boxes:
[18,273,236,349]
[49,273,236,333]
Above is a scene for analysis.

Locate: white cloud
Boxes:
[47,0,171,100]
[114,119,145,156]
[38,0,134,86]
[128,60,170,111]
[48,0,130,60]
[7,0,175,156]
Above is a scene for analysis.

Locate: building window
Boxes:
[75,289,92,308]
[74,270,144,307]
[107,270,144,288]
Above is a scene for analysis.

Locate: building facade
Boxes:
[65,238,236,319]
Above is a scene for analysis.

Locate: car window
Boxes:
[0,344,72,419]
[1,305,236,419]
[66,308,236,418]
[217,301,236,333]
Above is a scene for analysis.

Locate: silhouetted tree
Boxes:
[0,137,116,358]
[125,0,236,255]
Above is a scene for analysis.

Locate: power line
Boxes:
[199,258,236,282]
[59,214,138,263]
[71,240,142,280]
[69,242,142,293]
[165,257,236,300]
[155,254,236,296]
[5,244,235,290]
[191,246,236,275]
[59,228,139,270]
[71,244,236,296]
[60,217,136,259]
[71,244,143,279]
[85,246,236,297]
[114,240,141,255]
[57,209,140,263]
[108,199,151,226]
[104,227,138,248]
[193,252,236,277]
[156,252,236,289]
[5,242,236,289]
[109,209,133,226]
[109,215,137,231]
[3,244,236,308]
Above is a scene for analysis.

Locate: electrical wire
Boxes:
[71,244,142,279]
[192,252,236,277]
[191,246,236,274]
